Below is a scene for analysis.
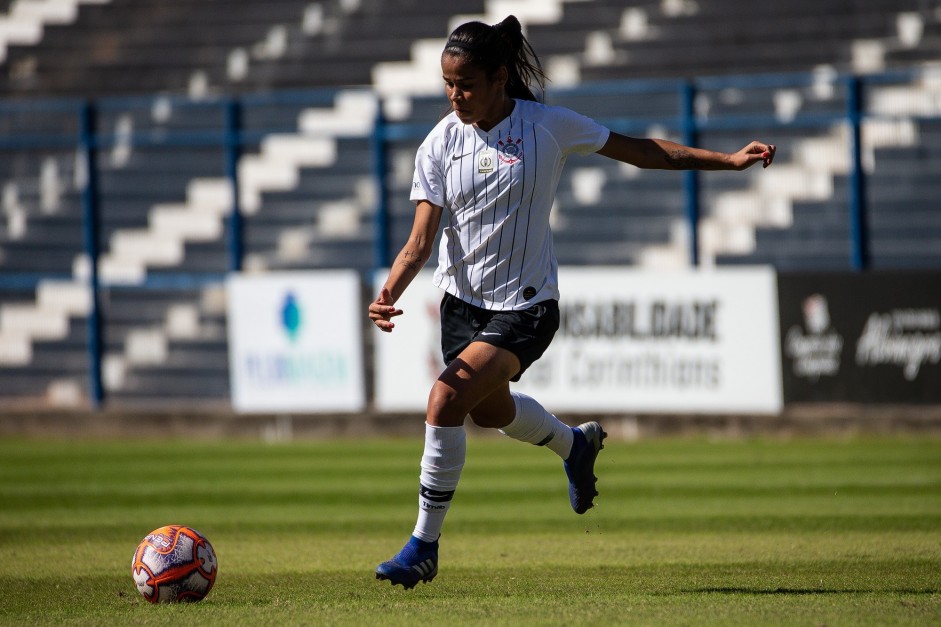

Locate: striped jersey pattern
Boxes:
[411,99,610,311]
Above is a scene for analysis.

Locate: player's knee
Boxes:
[426,383,466,427]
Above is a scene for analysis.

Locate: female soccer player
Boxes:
[368,15,775,589]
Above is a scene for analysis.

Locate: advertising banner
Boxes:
[371,270,446,412]
[779,272,941,403]
[227,271,365,412]
[373,267,783,414]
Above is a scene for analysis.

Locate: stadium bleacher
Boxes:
[99,285,228,404]
[0,0,939,407]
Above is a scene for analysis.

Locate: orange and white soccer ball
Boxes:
[131,525,218,603]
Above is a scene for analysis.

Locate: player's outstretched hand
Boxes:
[731,141,776,170]
[368,287,403,332]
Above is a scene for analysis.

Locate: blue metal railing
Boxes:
[224,98,244,273]
[846,75,870,271]
[680,81,701,266]
[0,69,937,406]
[79,101,103,406]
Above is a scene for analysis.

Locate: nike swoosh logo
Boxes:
[452,153,472,161]
[480,332,501,337]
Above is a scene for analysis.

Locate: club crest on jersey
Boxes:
[497,135,523,164]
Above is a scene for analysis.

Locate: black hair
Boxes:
[442,15,547,102]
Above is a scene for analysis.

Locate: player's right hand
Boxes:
[368,287,403,332]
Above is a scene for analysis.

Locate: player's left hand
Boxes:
[731,141,776,170]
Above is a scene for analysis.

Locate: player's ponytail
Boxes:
[443,15,547,102]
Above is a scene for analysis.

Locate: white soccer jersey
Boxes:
[410,99,610,311]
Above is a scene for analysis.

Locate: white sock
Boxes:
[413,424,466,543]
[500,391,574,460]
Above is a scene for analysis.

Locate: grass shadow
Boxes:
[693,587,940,596]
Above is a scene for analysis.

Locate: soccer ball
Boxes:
[131,525,218,603]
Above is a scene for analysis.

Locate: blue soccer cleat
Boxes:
[375,535,439,589]
[563,422,607,514]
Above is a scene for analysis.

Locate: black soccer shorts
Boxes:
[439,292,560,382]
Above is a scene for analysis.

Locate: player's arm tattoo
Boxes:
[398,249,423,273]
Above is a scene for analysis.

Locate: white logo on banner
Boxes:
[785,294,844,381]
[856,309,941,380]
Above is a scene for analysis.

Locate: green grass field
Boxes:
[0,433,939,625]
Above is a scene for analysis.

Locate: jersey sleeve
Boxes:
[410,126,446,207]
[551,106,611,156]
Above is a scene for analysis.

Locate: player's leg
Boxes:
[376,341,518,588]
[426,340,520,427]
[468,300,607,515]
[481,389,574,458]
[473,387,606,515]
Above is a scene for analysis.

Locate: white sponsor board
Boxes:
[373,267,782,414]
[372,270,446,412]
[227,271,365,413]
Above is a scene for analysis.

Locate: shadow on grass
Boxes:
[693,587,940,595]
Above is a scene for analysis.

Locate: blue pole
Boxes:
[79,101,104,408]
[847,75,869,270]
[372,102,390,268]
[681,81,700,266]
[225,98,243,272]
